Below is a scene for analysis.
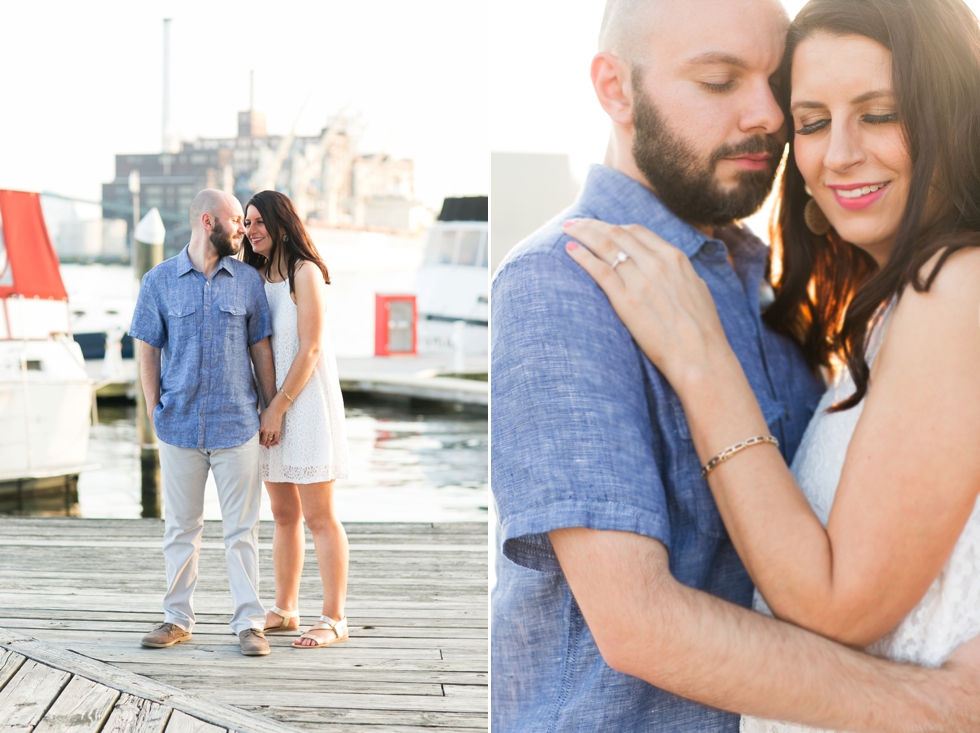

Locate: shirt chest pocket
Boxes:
[669,390,786,538]
[166,305,197,343]
[218,303,247,344]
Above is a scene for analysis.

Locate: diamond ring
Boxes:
[610,250,630,271]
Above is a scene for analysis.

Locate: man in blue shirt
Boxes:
[492,0,980,729]
[130,189,277,657]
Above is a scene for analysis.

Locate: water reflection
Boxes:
[65,396,488,522]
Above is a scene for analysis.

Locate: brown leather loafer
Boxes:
[141,622,192,648]
[239,628,271,656]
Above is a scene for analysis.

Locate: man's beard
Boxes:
[631,78,782,228]
[210,220,240,258]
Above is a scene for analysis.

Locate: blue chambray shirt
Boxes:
[491,165,824,732]
[129,245,273,450]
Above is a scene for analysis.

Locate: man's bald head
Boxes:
[598,0,787,66]
[189,189,236,230]
[598,0,662,62]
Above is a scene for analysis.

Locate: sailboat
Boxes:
[0,190,93,513]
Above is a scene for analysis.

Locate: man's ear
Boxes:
[591,52,634,127]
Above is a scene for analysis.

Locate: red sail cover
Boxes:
[0,190,67,300]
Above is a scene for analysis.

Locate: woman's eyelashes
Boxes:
[795,118,830,135]
[862,113,899,125]
[794,112,899,135]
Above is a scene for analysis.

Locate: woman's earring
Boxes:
[283,233,289,242]
[804,197,832,236]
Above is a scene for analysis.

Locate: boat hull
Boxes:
[0,338,93,483]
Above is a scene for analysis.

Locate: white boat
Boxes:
[414,197,488,363]
[0,190,93,513]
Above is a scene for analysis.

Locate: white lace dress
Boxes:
[259,279,349,483]
[742,301,980,733]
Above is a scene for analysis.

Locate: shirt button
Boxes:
[199,412,204,418]
[205,306,209,311]
[204,360,209,366]
[205,333,210,338]
[702,242,720,256]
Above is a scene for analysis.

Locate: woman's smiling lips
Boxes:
[828,181,891,210]
[723,153,773,171]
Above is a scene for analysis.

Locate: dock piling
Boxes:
[133,209,166,519]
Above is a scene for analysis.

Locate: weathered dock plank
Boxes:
[0,659,70,731]
[164,710,227,733]
[33,675,120,733]
[0,517,488,732]
[0,649,26,690]
[101,694,171,733]
[241,706,489,731]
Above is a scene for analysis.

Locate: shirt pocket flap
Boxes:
[167,306,196,317]
[219,304,246,316]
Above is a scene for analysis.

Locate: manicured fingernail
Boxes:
[566,241,579,251]
[563,219,580,228]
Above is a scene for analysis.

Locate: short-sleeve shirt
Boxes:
[128,245,273,450]
[491,165,824,732]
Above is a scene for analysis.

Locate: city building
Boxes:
[102,108,428,258]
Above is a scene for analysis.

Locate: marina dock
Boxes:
[0,517,487,731]
[90,355,488,407]
[337,357,487,407]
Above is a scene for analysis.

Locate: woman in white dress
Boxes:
[564,0,980,728]
[242,190,351,649]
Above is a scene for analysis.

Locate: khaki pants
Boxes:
[158,433,265,634]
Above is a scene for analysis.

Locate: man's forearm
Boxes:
[249,338,277,408]
[139,344,161,414]
[551,528,978,732]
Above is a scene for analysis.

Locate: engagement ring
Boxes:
[611,251,630,270]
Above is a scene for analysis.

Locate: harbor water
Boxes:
[86,396,487,522]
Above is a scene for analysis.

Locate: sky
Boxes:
[0,0,487,211]
[490,0,980,202]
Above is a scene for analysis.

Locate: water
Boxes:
[83,396,487,522]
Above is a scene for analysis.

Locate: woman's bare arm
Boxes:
[260,262,327,431]
[564,218,980,647]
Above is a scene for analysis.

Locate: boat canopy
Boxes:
[0,190,71,339]
[0,190,67,301]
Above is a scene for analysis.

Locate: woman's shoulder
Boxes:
[888,245,980,353]
[290,259,327,302]
[917,245,980,296]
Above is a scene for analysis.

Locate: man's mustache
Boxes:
[713,136,784,164]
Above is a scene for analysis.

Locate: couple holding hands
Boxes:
[129,188,348,656]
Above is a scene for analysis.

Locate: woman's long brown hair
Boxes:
[241,190,330,294]
[764,0,980,411]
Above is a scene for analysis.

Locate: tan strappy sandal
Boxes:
[292,615,348,648]
[263,606,300,633]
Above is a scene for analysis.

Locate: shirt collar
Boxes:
[176,244,236,277]
[576,165,767,263]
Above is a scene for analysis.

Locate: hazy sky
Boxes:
[0,0,487,210]
[490,0,980,187]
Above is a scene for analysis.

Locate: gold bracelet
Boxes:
[279,387,294,403]
[701,435,778,478]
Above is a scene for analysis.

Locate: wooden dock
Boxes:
[0,518,487,732]
[90,356,489,407]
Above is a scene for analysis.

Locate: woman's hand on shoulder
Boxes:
[562,218,734,391]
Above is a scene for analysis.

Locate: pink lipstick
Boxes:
[828,181,890,211]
